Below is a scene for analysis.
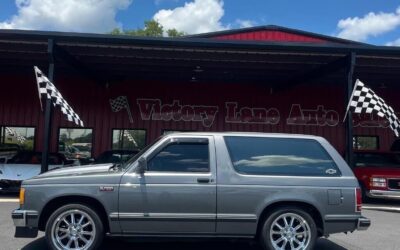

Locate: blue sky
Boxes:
[1,0,400,45]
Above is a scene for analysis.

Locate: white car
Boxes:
[0,151,75,192]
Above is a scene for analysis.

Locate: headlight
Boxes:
[19,188,25,206]
[370,177,387,188]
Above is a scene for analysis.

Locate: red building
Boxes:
[1,25,399,164]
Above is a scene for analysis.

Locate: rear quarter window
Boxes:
[224,136,340,177]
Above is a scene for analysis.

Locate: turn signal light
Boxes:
[19,188,25,206]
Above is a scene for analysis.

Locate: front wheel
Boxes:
[260,207,317,250]
[45,203,104,250]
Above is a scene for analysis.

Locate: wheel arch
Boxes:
[38,195,110,232]
[256,200,324,238]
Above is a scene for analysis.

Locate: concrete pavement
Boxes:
[2,199,400,250]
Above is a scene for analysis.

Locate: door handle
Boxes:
[197,178,210,184]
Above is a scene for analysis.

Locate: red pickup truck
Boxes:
[353,151,400,201]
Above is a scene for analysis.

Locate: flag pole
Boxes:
[41,39,54,174]
[343,79,360,122]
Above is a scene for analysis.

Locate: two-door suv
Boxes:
[12,133,370,250]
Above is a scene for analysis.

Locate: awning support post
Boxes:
[345,52,356,167]
[41,39,55,173]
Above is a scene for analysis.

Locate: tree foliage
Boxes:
[110,20,185,37]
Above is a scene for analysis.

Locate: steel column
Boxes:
[41,39,54,173]
[345,52,356,167]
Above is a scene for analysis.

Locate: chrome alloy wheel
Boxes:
[269,213,311,250]
[51,209,96,250]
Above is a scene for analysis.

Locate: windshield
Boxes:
[120,136,164,170]
[355,153,400,168]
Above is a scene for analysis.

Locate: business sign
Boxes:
[110,97,392,128]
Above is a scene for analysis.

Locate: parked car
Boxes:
[353,151,400,200]
[0,143,21,163]
[13,133,370,250]
[94,149,140,164]
[0,151,77,192]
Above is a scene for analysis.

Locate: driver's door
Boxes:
[118,136,217,234]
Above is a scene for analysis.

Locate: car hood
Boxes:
[0,163,62,181]
[30,163,116,180]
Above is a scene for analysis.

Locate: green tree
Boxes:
[167,28,186,37]
[111,20,185,37]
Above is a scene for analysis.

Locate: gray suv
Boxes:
[12,132,370,250]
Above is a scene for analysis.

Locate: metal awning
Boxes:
[0,29,400,87]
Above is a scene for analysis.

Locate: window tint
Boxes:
[224,136,340,176]
[147,142,209,172]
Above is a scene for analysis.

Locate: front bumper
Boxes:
[12,209,39,238]
[368,189,400,200]
[356,216,371,231]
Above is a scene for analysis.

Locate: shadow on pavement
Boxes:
[21,237,348,250]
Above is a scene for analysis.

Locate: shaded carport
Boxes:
[1,29,400,171]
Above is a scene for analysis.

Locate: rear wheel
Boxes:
[45,203,104,250]
[259,207,317,250]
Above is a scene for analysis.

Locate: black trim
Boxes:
[113,215,256,223]
[107,232,254,238]
[26,214,38,219]
[11,213,23,219]
[117,217,215,223]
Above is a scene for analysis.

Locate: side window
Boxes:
[224,136,340,177]
[147,141,209,173]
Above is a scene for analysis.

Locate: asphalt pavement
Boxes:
[1,196,400,250]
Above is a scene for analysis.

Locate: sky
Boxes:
[0,0,400,46]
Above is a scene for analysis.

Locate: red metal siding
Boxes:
[212,30,328,43]
[0,75,397,157]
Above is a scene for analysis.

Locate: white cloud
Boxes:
[236,19,256,28]
[0,0,132,33]
[153,0,227,34]
[336,7,400,41]
[386,38,400,46]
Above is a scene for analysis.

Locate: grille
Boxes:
[388,179,400,190]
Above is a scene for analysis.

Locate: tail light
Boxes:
[355,187,362,212]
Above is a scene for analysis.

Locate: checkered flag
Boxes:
[109,96,133,123]
[34,66,84,127]
[16,134,26,143]
[345,79,400,137]
[5,127,14,136]
[123,130,138,147]
[5,127,26,143]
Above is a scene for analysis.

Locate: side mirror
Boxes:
[136,157,147,174]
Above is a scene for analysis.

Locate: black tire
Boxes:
[359,183,371,203]
[259,206,317,250]
[45,203,104,250]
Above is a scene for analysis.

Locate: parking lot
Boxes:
[1,195,400,250]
